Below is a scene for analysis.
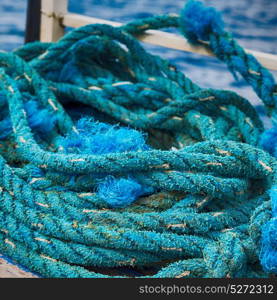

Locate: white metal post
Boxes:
[40,0,68,42]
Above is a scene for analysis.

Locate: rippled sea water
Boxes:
[0,0,276,125]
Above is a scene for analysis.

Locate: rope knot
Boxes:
[180,0,224,43]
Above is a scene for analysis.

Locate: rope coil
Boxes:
[0,0,276,277]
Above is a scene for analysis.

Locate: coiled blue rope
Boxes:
[0,0,276,277]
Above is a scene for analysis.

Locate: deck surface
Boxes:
[0,256,37,278]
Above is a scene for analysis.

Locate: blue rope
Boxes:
[0,0,276,278]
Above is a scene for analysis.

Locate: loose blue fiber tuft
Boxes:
[97,176,146,208]
[60,117,150,155]
[0,100,57,139]
[180,0,224,43]
[60,117,153,204]
[260,126,277,157]
[260,187,277,273]
[25,100,58,135]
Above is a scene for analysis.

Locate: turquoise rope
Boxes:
[0,1,276,278]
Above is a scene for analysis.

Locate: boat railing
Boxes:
[25,0,277,71]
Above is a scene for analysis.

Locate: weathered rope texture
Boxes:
[0,0,276,277]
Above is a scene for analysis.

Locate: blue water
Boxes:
[0,0,276,115]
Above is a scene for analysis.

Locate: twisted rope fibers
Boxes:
[0,0,276,277]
